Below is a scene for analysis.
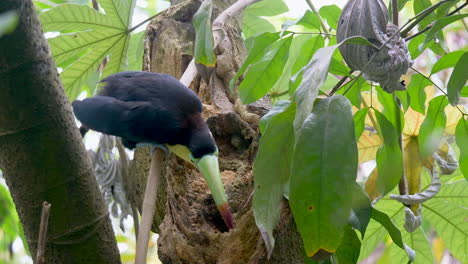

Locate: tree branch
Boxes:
[179,0,262,87]
[36,202,51,264]
[134,148,165,264]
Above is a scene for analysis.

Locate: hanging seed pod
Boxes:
[337,0,413,93]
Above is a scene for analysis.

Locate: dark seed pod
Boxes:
[337,0,413,93]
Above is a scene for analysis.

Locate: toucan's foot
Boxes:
[136,142,170,157]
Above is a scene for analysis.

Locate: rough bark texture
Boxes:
[124,0,305,263]
[0,1,121,263]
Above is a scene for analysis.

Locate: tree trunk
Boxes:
[135,0,305,263]
[0,1,121,263]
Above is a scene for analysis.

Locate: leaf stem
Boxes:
[305,0,330,35]
[128,11,163,33]
[329,74,351,96]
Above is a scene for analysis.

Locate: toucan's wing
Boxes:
[72,96,183,145]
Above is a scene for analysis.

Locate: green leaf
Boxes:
[270,34,321,101]
[242,0,289,39]
[337,76,364,108]
[349,184,371,238]
[407,74,431,114]
[290,96,358,257]
[354,107,369,140]
[230,32,280,89]
[375,110,403,196]
[293,36,373,134]
[419,96,449,157]
[377,89,404,133]
[395,90,410,112]
[0,11,18,37]
[430,50,466,75]
[413,0,438,29]
[259,100,291,133]
[291,35,325,75]
[423,14,468,46]
[193,0,216,67]
[447,51,468,105]
[387,228,434,264]
[423,180,468,262]
[319,5,341,30]
[253,103,295,258]
[239,35,293,104]
[371,208,415,263]
[456,117,468,181]
[40,0,136,100]
[334,225,361,264]
[296,10,321,30]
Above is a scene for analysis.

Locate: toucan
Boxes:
[72,71,234,230]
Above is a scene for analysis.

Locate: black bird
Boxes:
[72,71,234,229]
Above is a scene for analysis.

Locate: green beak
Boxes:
[196,154,234,229]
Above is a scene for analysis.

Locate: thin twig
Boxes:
[400,0,451,37]
[405,1,468,41]
[134,148,165,264]
[329,75,351,96]
[305,0,330,34]
[128,12,163,33]
[180,0,263,87]
[36,201,51,264]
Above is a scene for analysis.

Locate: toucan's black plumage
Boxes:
[72,71,233,229]
[73,71,215,158]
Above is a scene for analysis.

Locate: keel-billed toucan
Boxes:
[72,71,234,229]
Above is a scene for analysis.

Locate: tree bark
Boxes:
[131,0,305,263]
[0,1,121,263]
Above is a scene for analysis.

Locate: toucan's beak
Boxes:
[196,154,234,230]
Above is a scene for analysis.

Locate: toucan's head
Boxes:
[167,125,234,230]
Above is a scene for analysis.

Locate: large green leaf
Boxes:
[334,225,361,264]
[259,100,291,133]
[230,32,280,90]
[447,51,468,106]
[430,50,466,75]
[375,110,403,196]
[290,96,358,257]
[193,0,216,67]
[239,35,293,104]
[418,96,449,157]
[407,74,431,114]
[423,180,468,262]
[242,0,289,39]
[423,14,468,46]
[40,0,136,100]
[456,117,468,181]
[253,103,295,258]
[387,228,433,264]
[370,208,415,263]
[377,89,404,133]
[293,36,373,134]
